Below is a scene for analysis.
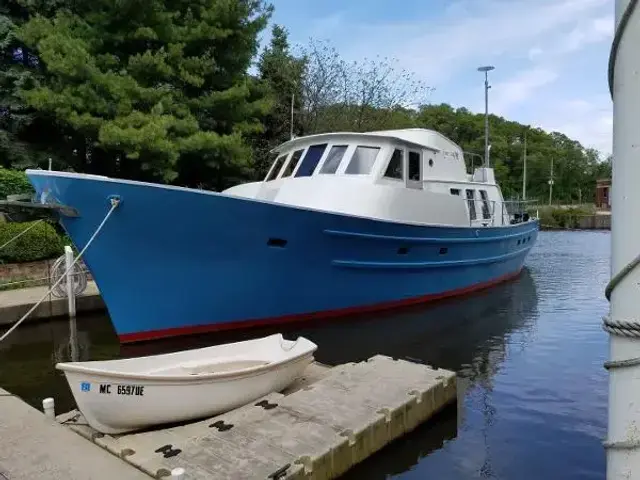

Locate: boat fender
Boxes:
[154,444,182,458]
[475,230,480,237]
[209,420,234,431]
[268,464,291,480]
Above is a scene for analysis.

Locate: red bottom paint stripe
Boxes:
[119,268,524,343]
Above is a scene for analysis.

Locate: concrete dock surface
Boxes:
[0,387,148,480]
[58,355,457,479]
[0,281,104,326]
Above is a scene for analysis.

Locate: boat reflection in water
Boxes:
[0,266,537,478]
[119,266,539,479]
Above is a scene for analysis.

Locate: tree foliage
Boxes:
[252,24,304,179]
[296,39,433,133]
[15,0,273,189]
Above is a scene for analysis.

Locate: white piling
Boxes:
[607,0,640,478]
[171,467,185,479]
[64,245,76,319]
[42,397,55,419]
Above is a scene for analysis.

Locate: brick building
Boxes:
[596,178,611,210]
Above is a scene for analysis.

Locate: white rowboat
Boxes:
[55,334,317,434]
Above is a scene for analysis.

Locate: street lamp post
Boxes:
[478,65,495,168]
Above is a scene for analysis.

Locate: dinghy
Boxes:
[55,333,317,434]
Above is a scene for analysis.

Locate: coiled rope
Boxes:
[49,253,88,298]
[0,197,120,344]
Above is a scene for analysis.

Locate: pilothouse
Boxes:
[226,128,528,228]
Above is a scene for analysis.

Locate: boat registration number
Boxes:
[97,383,145,396]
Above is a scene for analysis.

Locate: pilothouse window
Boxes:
[281,149,304,177]
[265,155,286,181]
[479,190,491,219]
[345,146,380,175]
[466,189,477,221]
[295,143,328,177]
[319,145,348,174]
[408,151,421,181]
[384,149,404,180]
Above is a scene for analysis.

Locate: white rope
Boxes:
[0,219,43,251]
[0,198,120,344]
[49,253,88,297]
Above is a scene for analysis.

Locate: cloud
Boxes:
[284,0,615,154]
[539,96,613,155]
[491,68,560,114]
[304,0,612,83]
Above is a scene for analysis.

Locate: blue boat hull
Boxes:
[27,173,539,343]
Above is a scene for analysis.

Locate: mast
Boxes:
[522,130,527,201]
[605,0,640,478]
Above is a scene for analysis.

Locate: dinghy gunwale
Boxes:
[58,352,315,384]
[55,334,318,382]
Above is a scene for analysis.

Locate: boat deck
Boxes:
[57,355,457,479]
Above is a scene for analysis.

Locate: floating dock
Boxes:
[56,355,456,479]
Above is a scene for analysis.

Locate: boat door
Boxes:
[406,150,423,189]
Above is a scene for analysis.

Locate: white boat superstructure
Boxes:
[56,334,317,434]
[225,128,526,228]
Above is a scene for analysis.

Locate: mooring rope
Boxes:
[603,0,640,339]
[601,0,640,453]
[0,219,44,251]
[0,197,120,344]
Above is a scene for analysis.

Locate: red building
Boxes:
[596,178,611,210]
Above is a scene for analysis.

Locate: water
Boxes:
[0,230,611,479]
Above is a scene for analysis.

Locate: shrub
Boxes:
[0,168,33,200]
[0,221,65,264]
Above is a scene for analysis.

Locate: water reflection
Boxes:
[0,265,539,479]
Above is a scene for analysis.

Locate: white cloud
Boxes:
[294,0,615,154]
[539,96,613,155]
[307,0,612,83]
[491,68,560,114]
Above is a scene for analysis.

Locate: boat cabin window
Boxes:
[450,188,461,196]
[408,151,421,181]
[345,146,380,175]
[281,149,304,177]
[384,148,404,180]
[319,145,348,174]
[265,154,287,181]
[479,190,491,219]
[295,143,328,177]
[466,189,477,220]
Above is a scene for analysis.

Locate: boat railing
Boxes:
[464,198,538,227]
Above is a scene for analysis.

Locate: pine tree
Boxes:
[18,0,273,187]
[251,25,305,179]
[0,1,68,170]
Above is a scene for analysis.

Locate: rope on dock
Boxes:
[0,219,43,251]
[0,197,120,344]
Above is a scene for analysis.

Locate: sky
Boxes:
[260,0,615,158]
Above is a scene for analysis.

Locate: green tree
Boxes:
[253,24,304,179]
[0,1,70,170]
[17,0,273,189]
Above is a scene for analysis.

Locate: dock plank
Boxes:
[60,356,457,479]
